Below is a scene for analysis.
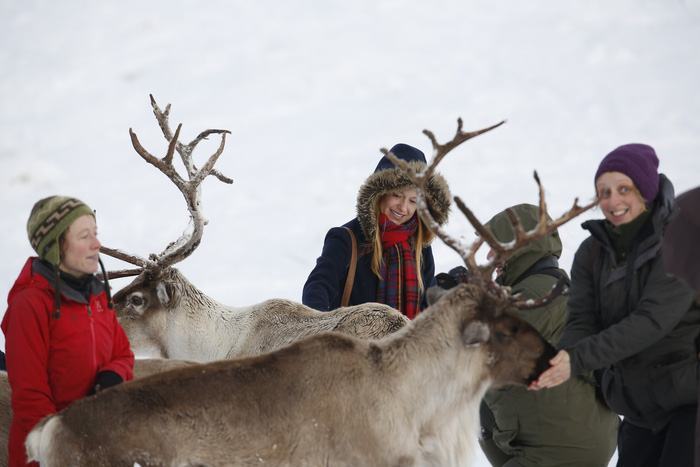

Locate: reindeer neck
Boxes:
[166,279,250,361]
[378,286,492,424]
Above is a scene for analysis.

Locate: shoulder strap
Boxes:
[535,268,571,287]
[341,227,358,307]
[512,256,571,288]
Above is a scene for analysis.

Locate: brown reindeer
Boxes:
[26,119,596,467]
[0,359,195,467]
[104,96,408,362]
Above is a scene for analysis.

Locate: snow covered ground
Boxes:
[2,1,699,465]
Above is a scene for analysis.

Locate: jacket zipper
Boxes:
[87,303,97,373]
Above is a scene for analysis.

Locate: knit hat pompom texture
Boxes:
[27,196,95,266]
[594,143,660,202]
[357,144,451,240]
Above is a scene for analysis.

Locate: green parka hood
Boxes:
[486,204,563,286]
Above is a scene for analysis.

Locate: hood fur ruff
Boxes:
[356,160,451,241]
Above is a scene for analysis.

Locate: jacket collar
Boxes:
[31,258,104,304]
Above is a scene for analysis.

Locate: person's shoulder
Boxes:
[318,220,358,254]
[514,274,553,296]
[326,219,364,241]
[327,224,352,240]
[578,235,597,250]
[573,235,600,262]
[6,283,53,322]
[8,262,53,305]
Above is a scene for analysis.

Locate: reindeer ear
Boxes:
[155,282,171,307]
[461,321,490,347]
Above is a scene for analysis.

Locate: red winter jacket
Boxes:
[1,258,134,467]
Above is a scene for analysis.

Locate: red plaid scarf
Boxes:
[376,213,421,319]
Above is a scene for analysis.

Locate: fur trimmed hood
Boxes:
[356,155,451,241]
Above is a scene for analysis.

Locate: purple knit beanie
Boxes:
[594,143,660,202]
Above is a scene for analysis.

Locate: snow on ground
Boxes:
[2,1,700,465]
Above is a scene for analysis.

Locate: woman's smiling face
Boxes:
[596,171,646,226]
[379,187,418,225]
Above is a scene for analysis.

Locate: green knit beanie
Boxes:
[26,196,95,266]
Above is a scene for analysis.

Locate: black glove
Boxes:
[434,266,471,290]
[448,266,470,284]
[435,272,458,290]
[88,370,123,395]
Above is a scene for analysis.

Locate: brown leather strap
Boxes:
[340,227,358,307]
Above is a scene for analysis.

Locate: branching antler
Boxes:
[383,118,505,278]
[100,95,233,279]
[149,95,233,184]
[386,118,596,309]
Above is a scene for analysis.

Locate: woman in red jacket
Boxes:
[1,196,134,467]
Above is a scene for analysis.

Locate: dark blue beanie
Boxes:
[374,143,427,173]
[594,143,660,202]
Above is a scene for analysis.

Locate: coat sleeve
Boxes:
[3,290,57,465]
[302,227,352,311]
[98,308,134,382]
[420,246,435,310]
[563,245,695,375]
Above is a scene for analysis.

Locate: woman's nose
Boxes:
[609,191,622,205]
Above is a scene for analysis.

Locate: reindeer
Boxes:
[104,95,408,362]
[26,119,595,467]
[0,358,195,467]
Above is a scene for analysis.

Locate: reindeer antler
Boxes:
[383,118,505,278]
[385,118,596,309]
[100,95,233,279]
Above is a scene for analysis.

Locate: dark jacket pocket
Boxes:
[649,357,698,412]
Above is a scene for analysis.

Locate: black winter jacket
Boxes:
[302,218,436,311]
[559,175,699,431]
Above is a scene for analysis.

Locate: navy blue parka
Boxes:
[302,218,437,311]
[302,144,451,313]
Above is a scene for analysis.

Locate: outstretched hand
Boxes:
[529,350,571,390]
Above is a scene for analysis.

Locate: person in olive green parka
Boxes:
[478,203,619,467]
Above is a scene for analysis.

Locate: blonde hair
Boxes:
[370,200,434,291]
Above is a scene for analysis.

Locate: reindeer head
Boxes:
[427,281,557,387]
[113,268,188,317]
[101,95,232,356]
[386,118,594,387]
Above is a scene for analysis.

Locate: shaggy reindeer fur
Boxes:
[27,283,555,467]
[0,359,194,467]
[117,268,408,361]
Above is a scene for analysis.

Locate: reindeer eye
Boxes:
[129,295,144,307]
[494,331,508,341]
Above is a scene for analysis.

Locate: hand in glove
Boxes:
[88,370,123,395]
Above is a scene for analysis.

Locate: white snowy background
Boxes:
[2,1,700,465]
